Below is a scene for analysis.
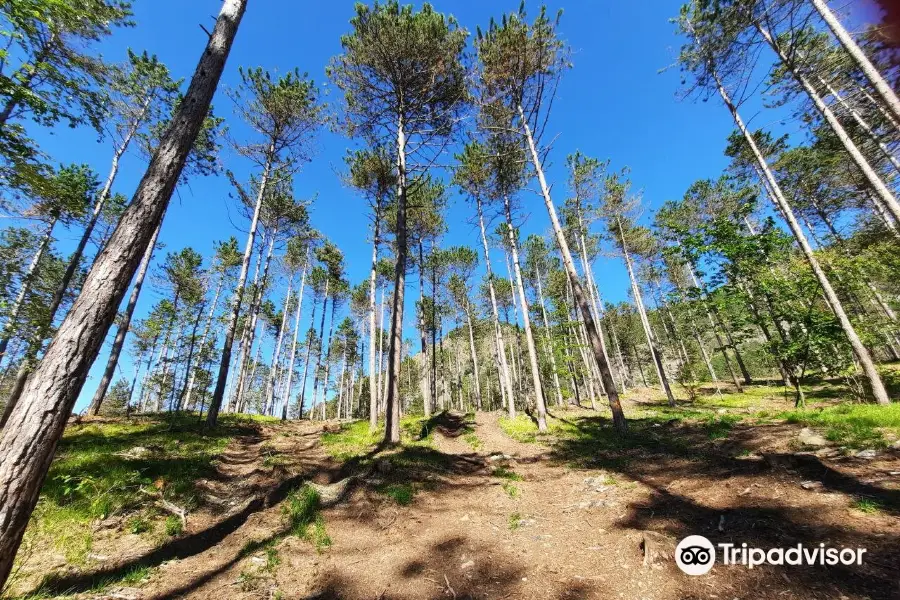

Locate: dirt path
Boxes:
[39,411,899,600]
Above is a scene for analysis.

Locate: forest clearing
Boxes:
[0,0,899,598]
[4,379,899,599]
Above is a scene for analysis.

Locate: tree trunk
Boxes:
[0,3,246,581]
[175,300,205,410]
[810,0,900,128]
[475,196,515,416]
[368,210,380,429]
[618,219,676,406]
[309,281,330,416]
[208,140,272,426]
[88,220,162,415]
[297,295,319,419]
[464,304,482,410]
[712,67,891,404]
[504,196,548,429]
[418,241,432,418]
[182,270,225,410]
[281,261,307,420]
[535,269,564,407]
[757,23,900,225]
[518,105,626,433]
[236,228,278,410]
[384,113,406,444]
[0,216,56,367]
[264,274,293,414]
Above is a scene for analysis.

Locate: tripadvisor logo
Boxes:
[675,535,867,576]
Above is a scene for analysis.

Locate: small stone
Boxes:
[891,440,900,450]
[460,560,474,570]
[800,480,823,490]
[460,514,470,522]
[717,408,728,415]
[798,427,828,447]
[854,449,877,460]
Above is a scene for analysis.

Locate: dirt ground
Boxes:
[22,404,900,600]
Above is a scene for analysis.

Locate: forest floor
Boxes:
[6,380,900,600]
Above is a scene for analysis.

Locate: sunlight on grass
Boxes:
[283,485,331,552]
[499,415,540,443]
[781,403,900,448]
[320,420,380,460]
[377,482,416,505]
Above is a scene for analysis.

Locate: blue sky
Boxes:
[17,0,874,412]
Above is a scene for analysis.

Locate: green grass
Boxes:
[508,512,522,530]
[703,414,743,440]
[264,546,281,573]
[499,415,540,443]
[781,402,900,448]
[164,515,183,537]
[321,421,380,461]
[491,467,522,481]
[463,430,482,450]
[282,485,331,552]
[501,481,519,498]
[852,498,883,514]
[377,482,415,505]
[18,413,243,572]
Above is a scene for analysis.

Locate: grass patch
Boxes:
[164,515,183,537]
[501,481,519,498]
[463,430,482,450]
[852,498,883,514]
[377,482,415,505]
[265,546,281,573]
[508,512,522,530]
[781,403,900,448]
[703,414,743,440]
[282,485,330,553]
[499,415,540,443]
[321,421,380,461]
[492,467,522,481]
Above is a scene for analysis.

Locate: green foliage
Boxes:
[320,420,380,460]
[126,515,150,535]
[499,415,540,443]
[501,481,519,498]
[507,511,522,530]
[491,467,522,481]
[852,498,883,514]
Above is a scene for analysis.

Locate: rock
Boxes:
[460,514,470,522]
[797,427,828,447]
[717,408,728,415]
[640,531,676,567]
[487,453,511,462]
[376,458,393,474]
[460,560,474,570]
[891,439,900,450]
[106,588,142,600]
[854,449,877,460]
[800,480,823,491]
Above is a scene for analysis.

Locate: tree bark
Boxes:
[475,196,515,416]
[418,241,432,418]
[264,274,293,415]
[464,304,482,410]
[182,269,225,410]
[519,106,625,432]
[504,196,548,429]
[384,113,407,444]
[535,269,564,407]
[368,210,380,429]
[0,1,246,585]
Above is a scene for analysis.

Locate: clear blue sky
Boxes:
[20,0,859,412]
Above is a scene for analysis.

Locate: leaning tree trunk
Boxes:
[281,262,307,420]
[810,0,900,128]
[384,113,407,444]
[0,216,56,367]
[227,247,263,412]
[475,196,516,417]
[89,220,163,415]
[504,195,548,429]
[175,301,205,410]
[618,219,676,407]
[756,23,900,225]
[712,67,891,404]
[0,0,246,586]
[208,143,272,427]
[182,269,225,410]
[519,105,626,434]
